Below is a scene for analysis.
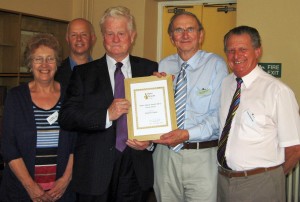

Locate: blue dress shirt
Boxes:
[69,56,93,70]
[159,50,228,142]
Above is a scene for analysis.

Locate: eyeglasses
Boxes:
[173,27,197,35]
[32,56,56,64]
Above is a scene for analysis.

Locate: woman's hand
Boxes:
[8,158,53,201]
[47,177,70,201]
[25,182,52,202]
[47,154,73,201]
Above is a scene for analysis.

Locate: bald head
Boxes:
[66,18,96,60]
[67,18,95,36]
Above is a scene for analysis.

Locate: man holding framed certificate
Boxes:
[152,11,228,202]
[59,6,158,202]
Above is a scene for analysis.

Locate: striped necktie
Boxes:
[217,78,243,169]
[170,62,188,152]
[175,62,188,129]
[114,62,127,152]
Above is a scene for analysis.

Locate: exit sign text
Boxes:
[258,63,281,78]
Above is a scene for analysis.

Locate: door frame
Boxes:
[156,0,236,61]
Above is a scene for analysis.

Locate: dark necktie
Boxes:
[217,78,243,169]
[114,62,127,152]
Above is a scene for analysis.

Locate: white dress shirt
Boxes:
[220,65,300,171]
[105,54,131,128]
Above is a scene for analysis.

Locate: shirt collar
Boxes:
[235,65,260,89]
[69,56,93,70]
[178,50,202,70]
[106,54,130,70]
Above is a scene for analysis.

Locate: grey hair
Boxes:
[99,6,136,34]
[23,33,62,69]
[168,11,203,36]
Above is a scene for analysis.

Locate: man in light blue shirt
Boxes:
[153,11,228,201]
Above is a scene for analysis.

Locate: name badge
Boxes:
[47,111,58,125]
[244,110,255,126]
[197,88,211,96]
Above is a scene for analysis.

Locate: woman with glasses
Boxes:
[0,33,75,202]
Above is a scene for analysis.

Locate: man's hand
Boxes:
[283,145,300,174]
[153,129,189,147]
[153,71,175,80]
[153,71,167,78]
[126,139,152,150]
[108,98,130,121]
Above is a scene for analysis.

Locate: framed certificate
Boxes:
[125,75,177,141]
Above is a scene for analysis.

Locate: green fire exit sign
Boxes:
[258,63,281,78]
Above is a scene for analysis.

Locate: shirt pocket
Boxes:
[239,110,266,141]
[189,87,212,114]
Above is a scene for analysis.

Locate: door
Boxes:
[162,5,203,58]
[160,3,236,61]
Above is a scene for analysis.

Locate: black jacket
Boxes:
[59,55,158,195]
